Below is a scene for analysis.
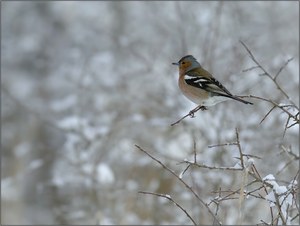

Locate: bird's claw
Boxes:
[189,105,207,118]
[189,110,195,118]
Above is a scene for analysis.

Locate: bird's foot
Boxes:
[200,106,208,111]
[189,105,207,117]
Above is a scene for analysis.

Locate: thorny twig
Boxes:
[135,144,222,225]
[136,123,299,224]
[235,128,244,168]
[138,191,197,225]
[240,40,294,102]
[241,94,299,137]
[171,105,207,126]
[178,128,297,224]
[240,41,299,137]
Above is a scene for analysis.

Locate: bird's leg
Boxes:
[171,105,207,126]
[189,105,207,117]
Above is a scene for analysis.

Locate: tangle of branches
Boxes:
[137,42,299,225]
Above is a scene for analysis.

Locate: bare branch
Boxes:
[280,145,299,160]
[180,160,242,171]
[208,142,238,148]
[283,116,291,138]
[241,94,299,137]
[260,219,271,225]
[242,65,261,72]
[259,105,277,124]
[135,145,222,225]
[274,57,294,81]
[240,40,294,100]
[235,128,244,169]
[212,187,222,225]
[138,191,197,225]
[274,192,287,225]
[171,105,207,126]
[193,139,197,163]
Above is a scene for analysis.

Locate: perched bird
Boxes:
[172,55,253,110]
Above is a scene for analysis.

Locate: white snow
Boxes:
[96,163,115,185]
[265,191,276,207]
[57,116,83,130]
[29,159,43,170]
[82,163,93,175]
[263,173,294,223]
[14,142,31,157]
[233,162,242,169]
[262,174,277,187]
[50,95,77,112]
[179,170,185,179]
[247,158,255,165]
[274,185,287,195]
[2,177,20,201]
[288,179,297,189]
[165,194,171,199]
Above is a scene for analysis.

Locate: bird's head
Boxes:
[172,55,201,73]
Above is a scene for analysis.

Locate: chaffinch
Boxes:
[172,55,253,110]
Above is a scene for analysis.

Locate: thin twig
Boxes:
[208,142,238,148]
[212,187,222,225]
[246,94,299,137]
[193,139,197,163]
[235,128,244,169]
[240,40,293,100]
[259,105,277,124]
[283,116,291,138]
[180,160,242,171]
[135,145,222,225]
[138,191,197,225]
[171,105,207,126]
[274,191,287,225]
[179,164,191,179]
[280,145,299,159]
[260,219,271,225]
[242,65,261,72]
[274,57,294,81]
[250,165,275,222]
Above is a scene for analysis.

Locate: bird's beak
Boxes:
[172,62,179,66]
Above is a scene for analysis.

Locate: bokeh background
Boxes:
[1,1,299,225]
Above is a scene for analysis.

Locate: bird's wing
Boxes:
[184,75,233,96]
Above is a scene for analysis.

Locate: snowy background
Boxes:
[1,1,299,225]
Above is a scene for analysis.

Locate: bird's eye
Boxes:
[181,62,186,65]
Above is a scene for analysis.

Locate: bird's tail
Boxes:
[230,95,253,105]
[212,92,253,105]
